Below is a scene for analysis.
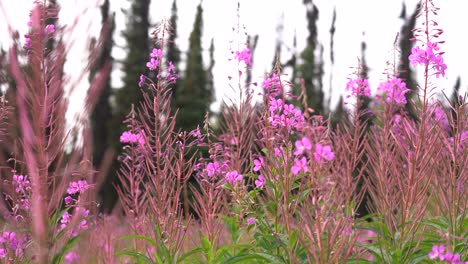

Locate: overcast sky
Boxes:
[1,0,466,113]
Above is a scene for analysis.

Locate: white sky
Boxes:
[0,0,467,115]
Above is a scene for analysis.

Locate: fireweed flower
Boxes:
[291,157,308,175]
[12,174,31,194]
[253,156,264,172]
[67,180,90,195]
[64,251,78,263]
[346,78,370,97]
[150,48,163,59]
[377,77,409,105]
[225,170,243,185]
[409,41,447,78]
[294,136,312,156]
[146,58,159,71]
[262,74,281,96]
[60,211,72,230]
[314,144,335,163]
[255,175,266,189]
[204,161,221,177]
[166,61,179,83]
[428,245,446,260]
[45,24,55,34]
[235,48,252,66]
[246,217,255,225]
[138,74,145,87]
[120,130,145,146]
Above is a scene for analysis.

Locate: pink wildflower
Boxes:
[225,170,243,185]
[64,251,78,263]
[150,48,162,59]
[409,42,447,78]
[253,157,264,172]
[45,24,55,34]
[146,58,158,71]
[294,137,312,156]
[291,157,308,175]
[377,78,409,105]
[314,144,335,163]
[235,48,252,66]
[67,180,90,195]
[246,217,255,225]
[428,245,446,260]
[346,78,370,97]
[255,175,266,189]
[138,74,145,87]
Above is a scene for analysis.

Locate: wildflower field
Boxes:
[0,0,466,263]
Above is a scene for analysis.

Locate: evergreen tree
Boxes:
[294,0,324,114]
[398,2,420,119]
[167,0,181,101]
[106,0,151,211]
[113,0,151,143]
[176,3,212,131]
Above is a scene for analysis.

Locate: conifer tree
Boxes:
[398,2,420,121]
[105,0,151,211]
[167,0,181,103]
[112,0,151,143]
[176,3,212,131]
[294,0,324,114]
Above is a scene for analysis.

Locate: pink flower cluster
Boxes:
[11,174,31,211]
[202,160,229,178]
[146,48,162,71]
[0,231,27,259]
[377,77,409,105]
[346,78,371,98]
[291,137,335,175]
[59,207,90,236]
[268,97,305,130]
[262,74,281,96]
[120,130,146,146]
[428,245,467,264]
[409,41,447,78]
[235,48,252,66]
[166,61,179,83]
[67,180,91,195]
[225,170,243,185]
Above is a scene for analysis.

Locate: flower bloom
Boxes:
[409,41,447,78]
[262,74,281,96]
[166,61,179,83]
[235,48,252,66]
[150,48,163,59]
[67,180,90,195]
[225,170,243,185]
[146,58,158,71]
[294,137,312,156]
[45,24,55,34]
[138,74,145,87]
[429,245,446,260]
[255,175,266,189]
[253,157,264,172]
[346,78,370,97]
[314,144,335,163]
[64,251,78,263]
[120,130,145,146]
[291,157,308,175]
[377,78,409,105]
[205,161,221,177]
[246,217,255,225]
[12,174,31,194]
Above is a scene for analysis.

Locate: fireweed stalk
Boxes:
[116,20,196,261]
[2,1,110,262]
